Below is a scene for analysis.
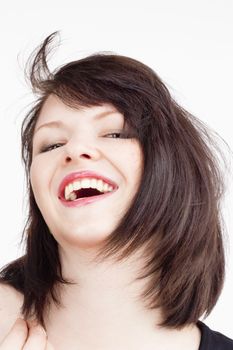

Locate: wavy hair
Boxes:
[0,31,230,329]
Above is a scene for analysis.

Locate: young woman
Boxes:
[0,32,232,349]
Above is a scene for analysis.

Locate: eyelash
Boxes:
[40,132,130,153]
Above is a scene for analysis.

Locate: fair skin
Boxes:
[0,284,53,348]
[0,94,201,349]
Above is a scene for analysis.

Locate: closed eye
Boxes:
[104,132,130,139]
[40,143,64,153]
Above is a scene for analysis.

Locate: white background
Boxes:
[0,0,233,338]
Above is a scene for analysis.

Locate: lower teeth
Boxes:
[68,192,77,201]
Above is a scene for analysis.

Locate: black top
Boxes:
[198,321,233,349]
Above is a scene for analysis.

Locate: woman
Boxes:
[0,32,232,349]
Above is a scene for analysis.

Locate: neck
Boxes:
[44,245,201,350]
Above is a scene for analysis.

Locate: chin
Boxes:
[53,225,112,248]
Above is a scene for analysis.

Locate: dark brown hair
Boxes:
[0,31,230,329]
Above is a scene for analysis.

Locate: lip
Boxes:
[58,170,119,201]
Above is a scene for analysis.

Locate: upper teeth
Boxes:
[64,178,114,201]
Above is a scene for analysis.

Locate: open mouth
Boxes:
[59,186,117,207]
[58,171,119,206]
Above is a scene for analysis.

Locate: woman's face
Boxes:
[30,94,143,249]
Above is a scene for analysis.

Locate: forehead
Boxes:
[35,94,123,130]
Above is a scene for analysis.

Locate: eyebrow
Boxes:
[34,110,121,135]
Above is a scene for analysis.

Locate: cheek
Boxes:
[117,144,143,187]
[30,159,50,196]
[30,162,37,190]
[128,145,143,177]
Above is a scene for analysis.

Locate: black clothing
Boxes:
[198,321,233,349]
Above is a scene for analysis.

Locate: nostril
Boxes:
[81,154,91,159]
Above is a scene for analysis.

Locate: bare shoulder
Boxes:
[0,283,24,342]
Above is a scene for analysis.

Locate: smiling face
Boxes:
[30,94,143,250]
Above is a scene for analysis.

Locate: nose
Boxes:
[62,138,101,165]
